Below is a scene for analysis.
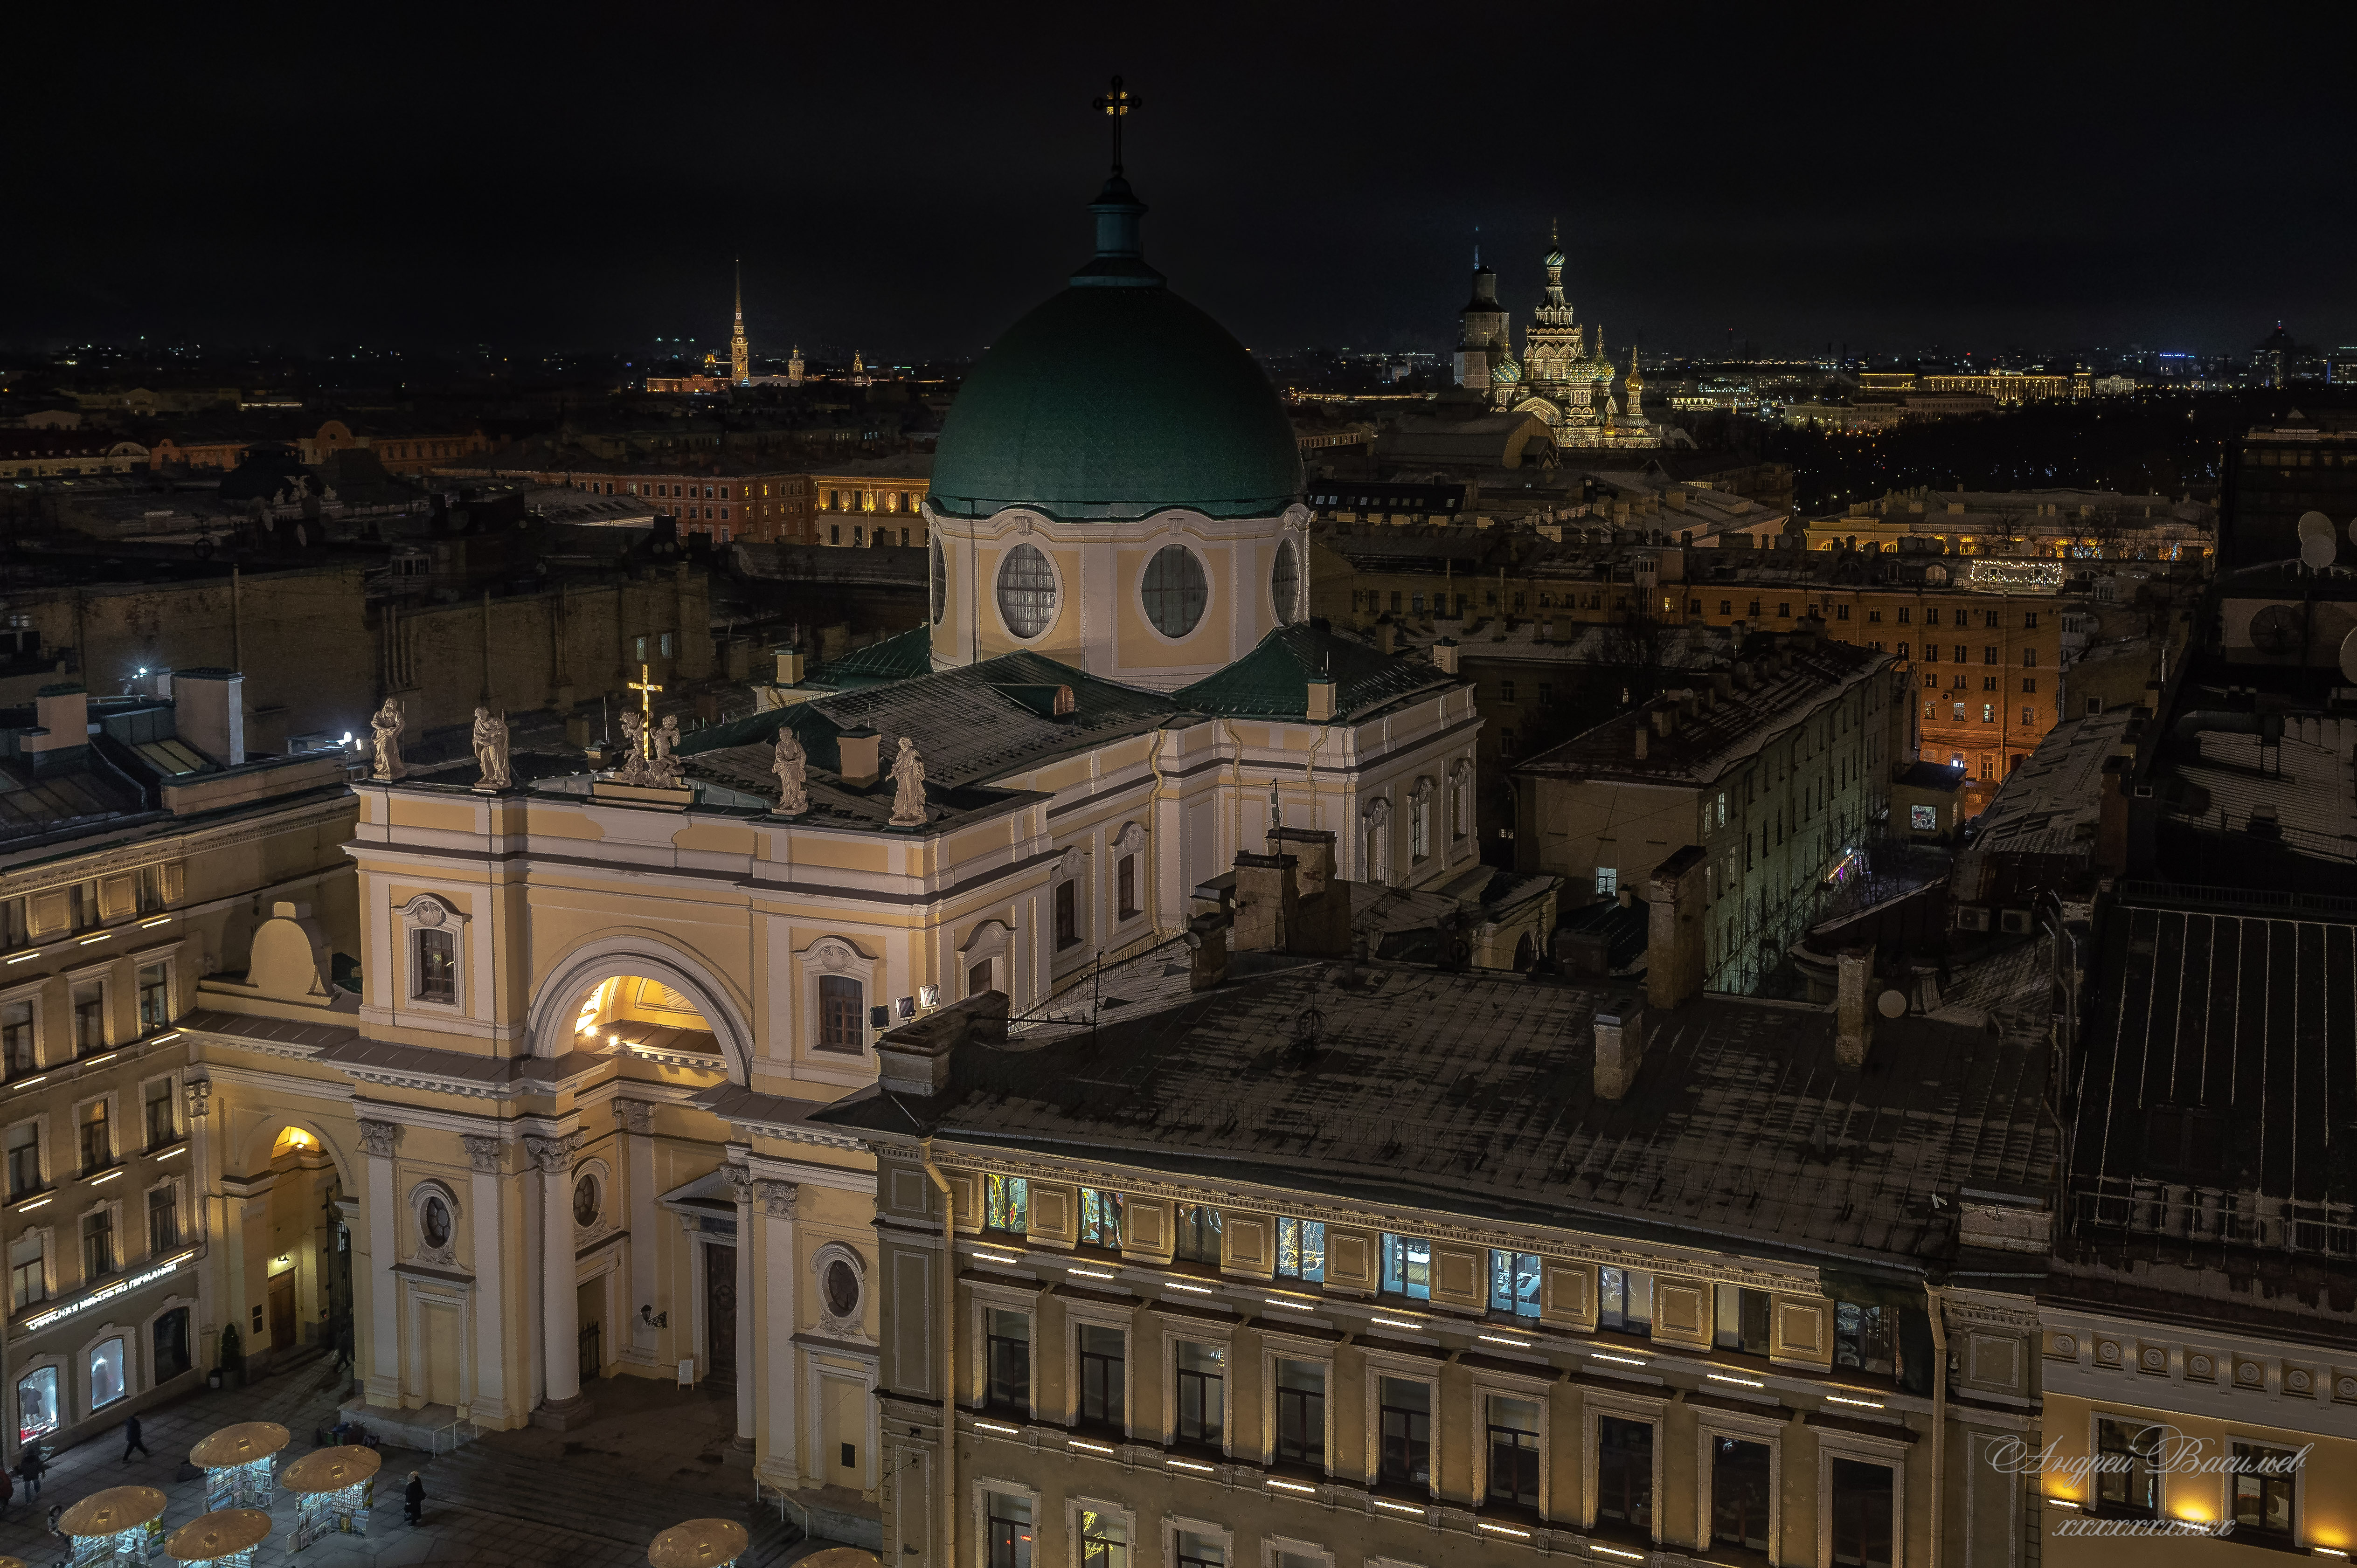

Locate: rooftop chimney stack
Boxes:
[1634,726,1649,760]
[1645,846,1711,1011]
[1431,637,1460,675]
[24,683,89,756]
[172,669,244,767]
[836,727,882,787]
[774,645,805,686]
[1835,946,1874,1068]
[1593,1003,1651,1099]
[1305,675,1337,723]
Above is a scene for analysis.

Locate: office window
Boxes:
[2,1001,33,1078]
[2095,1419,2162,1515]
[147,1184,179,1253]
[1835,1301,1894,1375]
[1276,1217,1324,1282]
[1594,866,1617,898]
[1079,1188,1123,1249]
[1077,1509,1126,1568]
[1715,1286,1772,1354]
[1173,1341,1224,1445]
[1275,1359,1324,1465]
[2022,648,2037,667]
[1712,1436,1772,1550]
[413,928,456,1004]
[78,1099,110,1174]
[1054,881,1079,949]
[1599,1266,1653,1332]
[1377,1376,1431,1487]
[1485,1394,1541,1508]
[1597,1416,1654,1528]
[72,983,104,1055]
[6,1124,37,1199]
[1379,1233,1432,1300]
[1173,1530,1222,1568]
[1830,1458,1895,1567]
[984,1490,1033,1568]
[138,964,169,1032]
[1116,856,1138,919]
[817,974,864,1052]
[1077,1324,1124,1427]
[1172,1203,1220,1264]
[9,1233,43,1310]
[1488,1250,1541,1318]
[985,1308,1030,1410]
[144,1078,177,1149]
[1952,703,1967,722]
[2231,1442,2297,1540]
[982,1174,1028,1235]
[82,1206,114,1281]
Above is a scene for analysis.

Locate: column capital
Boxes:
[523,1131,583,1175]
[612,1099,654,1135]
[357,1119,401,1160]
[462,1135,504,1174]
[754,1179,798,1220]
[720,1163,753,1201]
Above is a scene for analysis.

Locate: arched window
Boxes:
[929,538,946,625]
[1271,539,1301,627]
[1141,546,1208,638]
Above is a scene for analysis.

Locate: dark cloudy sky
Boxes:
[12,2,2350,361]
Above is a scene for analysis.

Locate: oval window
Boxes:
[1271,538,1301,627]
[1141,545,1207,638]
[420,1196,451,1249]
[929,537,946,625]
[572,1174,599,1227]
[994,544,1057,639]
[824,1258,860,1318]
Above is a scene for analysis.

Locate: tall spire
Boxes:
[1075,76,1160,288]
[728,259,751,387]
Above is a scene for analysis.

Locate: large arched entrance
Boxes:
[236,1120,353,1375]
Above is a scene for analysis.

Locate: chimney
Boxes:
[1185,911,1231,991]
[1835,946,1873,1068]
[836,726,882,786]
[1268,826,1350,956]
[1229,850,1299,953]
[23,682,89,756]
[773,644,805,685]
[1650,707,1675,737]
[1305,675,1337,723]
[2096,755,2130,875]
[876,991,1009,1098]
[1593,1002,1651,1100]
[172,669,245,766]
[1633,726,1649,761]
[1375,617,1395,656]
[1431,637,1460,675]
[1644,846,1710,1011]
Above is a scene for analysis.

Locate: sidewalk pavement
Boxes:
[0,1354,799,1568]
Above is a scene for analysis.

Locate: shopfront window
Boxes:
[89,1336,127,1410]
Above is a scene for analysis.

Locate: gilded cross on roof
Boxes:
[628,663,663,758]
[1092,76,1139,175]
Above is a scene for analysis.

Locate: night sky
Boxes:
[14,4,2350,361]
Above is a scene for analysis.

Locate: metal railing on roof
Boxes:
[2114,879,2357,917]
[2073,1175,2357,1257]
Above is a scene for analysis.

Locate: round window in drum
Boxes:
[1142,545,1208,638]
[995,544,1057,639]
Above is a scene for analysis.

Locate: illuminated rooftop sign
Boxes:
[1967,559,2066,594]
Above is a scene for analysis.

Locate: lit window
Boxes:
[1599,1266,1653,1332]
[1172,1203,1220,1264]
[1276,1217,1324,1282]
[1079,1188,1123,1248]
[1594,866,1617,897]
[16,1365,58,1445]
[1487,1249,1541,1318]
[984,1489,1033,1567]
[89,1336,126,1409]
[995,545,1057,639]
[413,928,456,1004]
[2231,1442,2298,1540]
[982,1174,1028,1235]
[1174,1340,1224,1445]
[1380,1232,1432,1299]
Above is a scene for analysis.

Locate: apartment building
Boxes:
[0,675,358,1463]
[1510,630,1901,993]
[823,871,2059,1568]
[806,455,932,548]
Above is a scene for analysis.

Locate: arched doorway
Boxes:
[248,1123,351,1375]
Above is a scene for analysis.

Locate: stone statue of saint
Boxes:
[651,715,685,787]
[771,728,808,815]
[370,697,406,781]
[888,735,927,827]
[471,707,511,790]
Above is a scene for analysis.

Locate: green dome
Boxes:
[931,186,1303,523]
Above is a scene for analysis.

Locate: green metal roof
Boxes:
[930,284,1303,523]
[808,625,935,689]
[1174,622,1463,721]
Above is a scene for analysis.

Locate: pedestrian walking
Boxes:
[18,1445,44,1499]
[121,1412,150,1462]
[44,1502,61,1543]
[0,1462,16,1520]
[402,1470,425,1526]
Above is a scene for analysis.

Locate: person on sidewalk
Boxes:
[121,1413,150,1462]
[403,1471,424,1526]
[17,1447,44,1499]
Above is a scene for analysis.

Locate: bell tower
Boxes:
[728,260,751,386]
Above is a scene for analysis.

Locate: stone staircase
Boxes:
[415,1439,802,1562]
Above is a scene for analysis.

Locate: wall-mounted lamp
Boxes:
[640,1305,667,1328]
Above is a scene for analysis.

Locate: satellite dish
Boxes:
[2301,532,2337,571]
[2341,627,2357,685]
[1876,989,1908,1019]
[2250,603,2303,653]
[2298,510,2334,542]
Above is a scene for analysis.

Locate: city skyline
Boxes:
[10,6,2350,360]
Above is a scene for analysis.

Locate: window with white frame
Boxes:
[1266,1539,1330,1568]
[1072,1500,1129,1568]
[413,927,456,1004]
[983,1486,1034,1568]
[2094,1417,2161,1515]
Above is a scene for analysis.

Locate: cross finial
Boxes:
[1092,76,1139,176]
[628,663,663,758]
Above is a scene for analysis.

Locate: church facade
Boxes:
[1453,232,1666,449]
[169,156,1480,1547]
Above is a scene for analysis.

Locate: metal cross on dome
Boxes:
[628,663,662,756]
[1092,76,1139,175]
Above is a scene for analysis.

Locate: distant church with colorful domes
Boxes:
[1452,226,1668,449]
